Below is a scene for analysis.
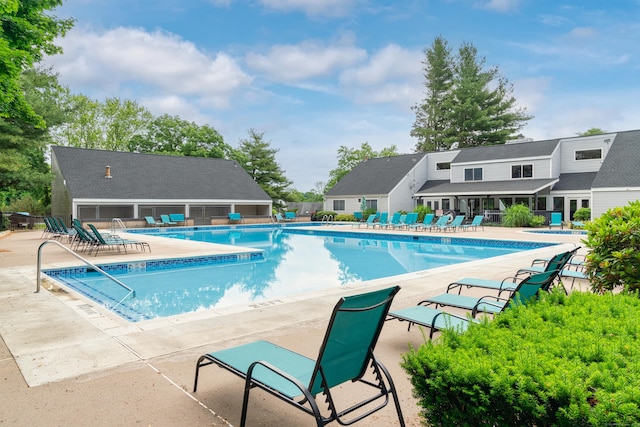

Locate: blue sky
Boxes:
[44,0,640,191]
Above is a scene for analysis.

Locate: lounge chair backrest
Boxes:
[309,286,400,394]
[275,213,284,221]
[506,270,559,309]
[545,248,579,273]
[435,216,449,226]
[378,212,388,223]
[228,213,242,221]
[364,214,376,223]
[405,212,418,224]
[389,212,401,224]
[423,213,434,225]
[87,224,107,245]
[354,212,363,221]
[470,215,483,226]
[285,212,296,219]
[145,216,156,225]
[451,215,465,226]
[73,223,94,244]
[550,212,562,224]
[169,213,185,222]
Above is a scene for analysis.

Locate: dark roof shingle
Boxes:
[51,146,271,201]
[326,153,426,196]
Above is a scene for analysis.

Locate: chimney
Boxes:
[105,165,112,179]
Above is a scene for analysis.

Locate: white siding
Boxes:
[426,151,459,181]
[592,188,640,218]
[558,133,615,174]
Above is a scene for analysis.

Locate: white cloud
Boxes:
[245,39,367,82]
[339,44,422,107]
[477,0,521,13]
[259,0,358,17]
[46,26,252,108]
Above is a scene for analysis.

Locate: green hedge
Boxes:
[402,291,640,426]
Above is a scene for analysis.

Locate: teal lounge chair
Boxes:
[372,212,389,229]
[160,214,177,226]
[87,224,151,254]
[193,286,405,427]
[461,215,484,231]
[284,211,296,221]
[228,212,244,223]
[383,212,402,229]
[448,248,578,297]
[447,215,465,232]
[274,213,285,222]
[353,211,363,222]
[390,214,407,230]
[428,215,451,232]
[169,213,185,225]
[571,220,585,228]
[549,212,563,229]
[354,213,376,228]
[419,269,559,318]
[387,305,477,339]
[411,213,434,231]
[145,216,162,227]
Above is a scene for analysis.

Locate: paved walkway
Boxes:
[0,225,585,426]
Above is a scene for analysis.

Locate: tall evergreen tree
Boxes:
[236,129,291,209]
[445,43,531,148]
[411,36,454,152]
[411,38,532,150]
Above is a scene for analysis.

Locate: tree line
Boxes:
[2,2,597,216]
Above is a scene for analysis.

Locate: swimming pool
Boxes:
[44,226,555,322]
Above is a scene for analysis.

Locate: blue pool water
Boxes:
[44,226,554,322]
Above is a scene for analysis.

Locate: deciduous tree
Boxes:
[0,0,74,126]
[326,142,399,191]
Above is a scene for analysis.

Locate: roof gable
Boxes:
[326,153,427,196]
[591,130,640,188]
[452,139,560,164]
[51,146,271,201]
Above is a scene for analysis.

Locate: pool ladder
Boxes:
[111,217,127,234]
[36,240,135,310]
[321,214,333,225]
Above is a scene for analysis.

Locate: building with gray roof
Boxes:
[325,129,640,222]
[51,146,272,225]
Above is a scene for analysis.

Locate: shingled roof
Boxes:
[325,153,427,196]
[51,146,271,201]
[591,130,640,188]
[452,139,560,163]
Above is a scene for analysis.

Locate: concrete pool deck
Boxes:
[0,225,586,426]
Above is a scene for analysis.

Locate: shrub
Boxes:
[584,201,640,293]
[573,207,591,221]
[311,211,336,221]
[502,203,541,227]
[415,205,433,222]
[402,291,640,426]
[334,213,356,221]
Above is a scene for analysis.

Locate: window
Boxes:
[575,149,602,160]
[464,168,483,181]
[333,200,345,211]
[511,164,533,178]
[366,199,378,211]
[436,162,451,170]
[536,197,547,211]
[442,199,450,210]
[582,200,589,208]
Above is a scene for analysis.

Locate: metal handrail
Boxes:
[321,214,333,225]
[36,240,135,310]
[111,217,127,234]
